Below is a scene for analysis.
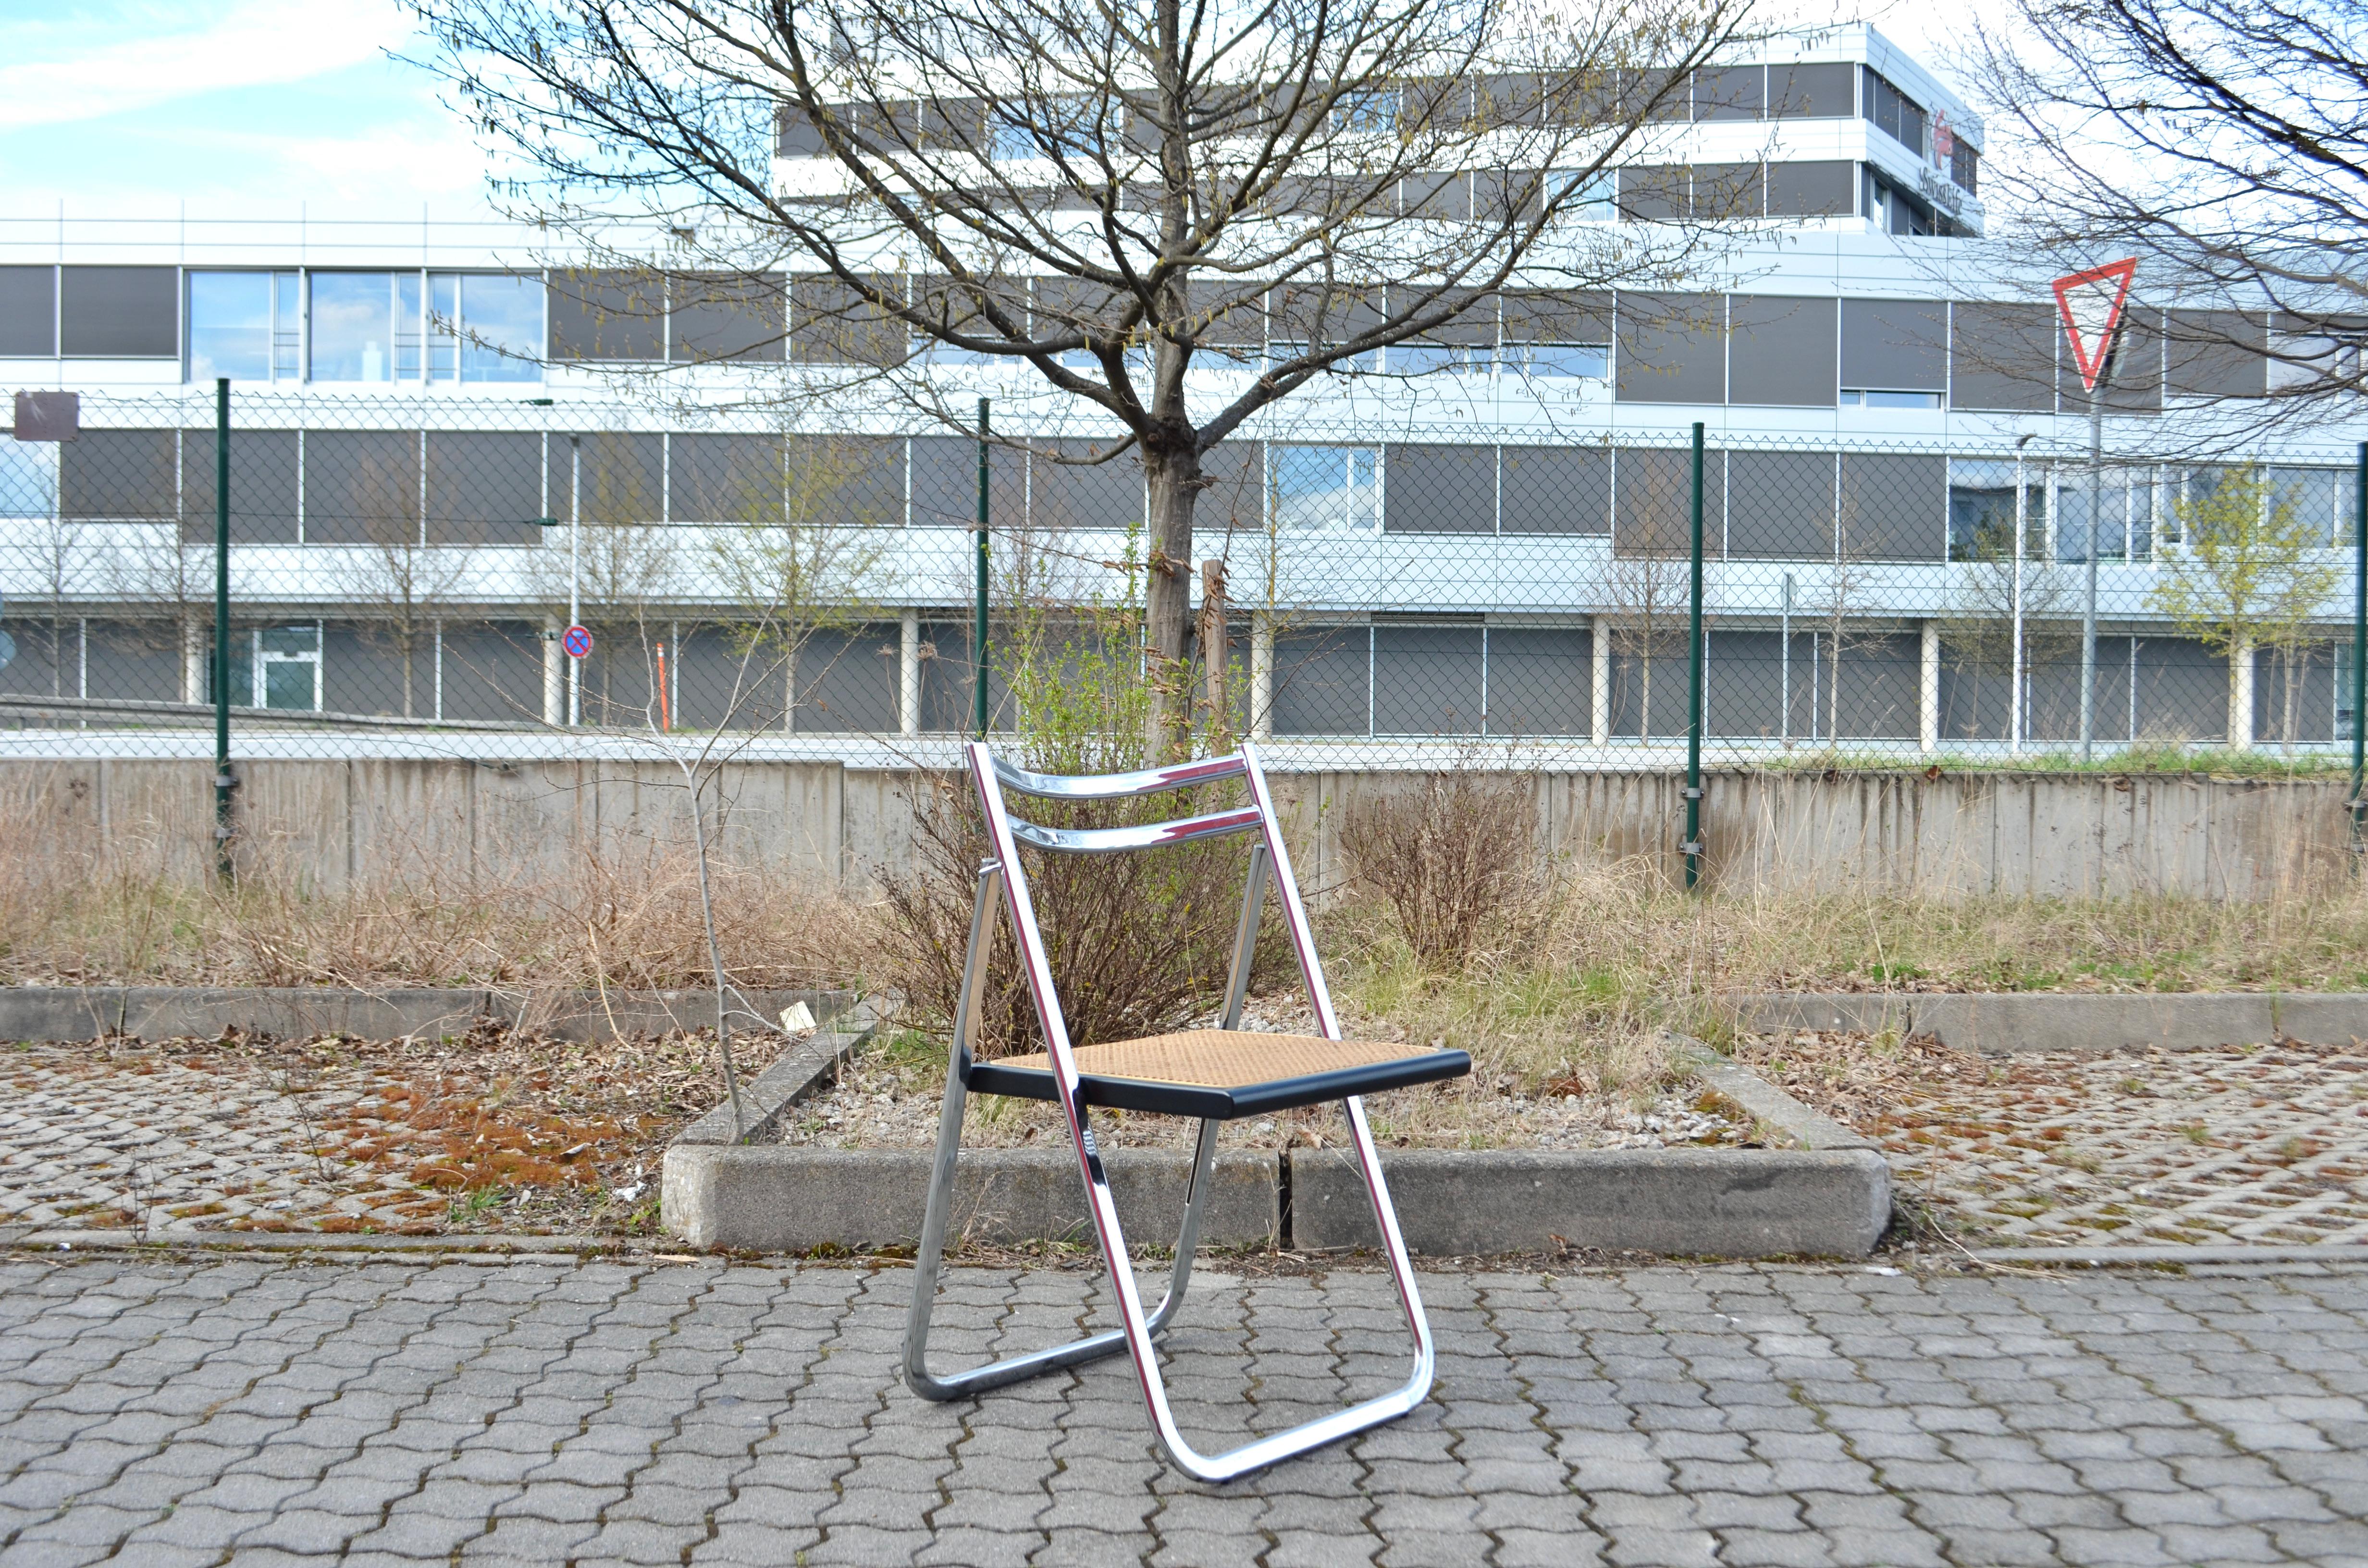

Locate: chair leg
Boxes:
[902,1067,1224,1402]
[1077,1092,1437,1483]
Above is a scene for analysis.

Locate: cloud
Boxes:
[0,0,415,129]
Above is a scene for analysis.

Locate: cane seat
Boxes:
[971,1029,1470,1119]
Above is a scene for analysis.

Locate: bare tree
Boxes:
[1964,0,2368,429]
[1598,449,1691,742]
[409,0,1760,742]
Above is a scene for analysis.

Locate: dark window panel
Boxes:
[437,621,545,723]
[777,104,824,157]
[60,266,176,357]
[791,274,907,365]
[1484,626,1591,735]
[545,432,664,525]
[1769,61,1854,118]
[1702,629,1789,742]
[2255,640,2335,747]
[1195,442,1265,533]
[672,433,785,524]
[0,266,55,357]
[1374,625,1483,734]
[1388,287,1495,347]
[1951,139,1979,195]
[547,269,665,361]
[1729,296,1838,406]
[795,623,901,732]
[182,428,299,542]
[1472,74,1543,129]
[1950,301,2057,411]
[426,431,542,545]
[1031,437,1143,532]
[305,430,421,546]
[1269,282,1387,351]
[917,622,1011,732]
[1615,446,1725,556]
[1618,67,1691,122]
[1400,171,1472,221]
[669,271,786,363]
[1727,449,1835,558]
[323,624,432,719]
[1501,290,1610,344]
[1606,624,1692,737]
[789,435,904,528]
[2060,304,2163,414]
[912,435,976,528]
[1383,445,1494,534]
[1840,298,1947,392]
[1616,292,1726,404]
[1473,168,1545,223]
[1814,631,1920,738]
[1616,165,1689,222]
[1766,160,1855,217]
[1501,445,1610,534]
[1271,626,1368,735]
[1838,453,1947,561]
[2133,637,2227,743]
[670,623,782,731]
[1692,162,1765,221]
[0,613,69,698]
[1694,65,1764,120]
[86,621,182,702]
[574,620,657,729]
[2165,309,2268,399]
[60,429,174,520]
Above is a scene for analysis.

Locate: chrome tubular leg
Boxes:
[1132,1094,1436,1483]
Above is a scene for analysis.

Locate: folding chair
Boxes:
[902,739,1472,1481]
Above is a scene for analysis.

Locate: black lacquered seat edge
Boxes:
[966,1049,1473,1120]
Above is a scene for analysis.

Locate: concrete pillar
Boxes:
[1590,615,1612,747]
[543,620,564,726]
[2230,633,2255,750]
[181,619,205,705]
[1919,619,1940,753]
[1249,612,1275,739]
[900,610,921,737]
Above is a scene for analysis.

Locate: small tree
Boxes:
[2148,465,2341,752]
[337,453,474,719]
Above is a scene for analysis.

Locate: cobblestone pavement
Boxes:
[0,1253,2364,1567]
[1737,1034,2368,1250]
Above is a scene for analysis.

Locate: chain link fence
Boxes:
[2,388,2361,770]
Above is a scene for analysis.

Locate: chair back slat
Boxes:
[1007,804,1264,856]
[992,753,1246,802]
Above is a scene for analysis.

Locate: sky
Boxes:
[0,0,1997,219]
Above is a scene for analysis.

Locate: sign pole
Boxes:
[2081,379,2104,761]
[2052,258,2138,764]
[1684,421,1705,892]
[213,378,234,883]
[568,434,582,727]
[974,397,991,739]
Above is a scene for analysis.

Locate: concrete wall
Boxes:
[0,758,2349,901]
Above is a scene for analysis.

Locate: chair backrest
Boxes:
[963,739,1342,1083]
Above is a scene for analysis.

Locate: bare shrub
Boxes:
[1340,770,1542,968]
[877,773,1275,1057]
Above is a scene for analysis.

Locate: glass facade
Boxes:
[187,271,299,383]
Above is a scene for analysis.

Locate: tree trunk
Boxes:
[1142,441,1202,755]
[2229,632,2254,750]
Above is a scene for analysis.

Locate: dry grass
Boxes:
[1325,857,2368,1091]
[0,820,881,1002]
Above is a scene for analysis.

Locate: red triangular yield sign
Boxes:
[2052,258,2137,392]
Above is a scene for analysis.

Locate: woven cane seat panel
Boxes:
[997,1030,1438,1090]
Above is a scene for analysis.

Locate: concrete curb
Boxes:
[658,1037,1893,1260]
[673,999,882,1146]
[1724,991,2368,1055]
[0,986,860,1044]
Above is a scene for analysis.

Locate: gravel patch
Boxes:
[1732,1029,2368,1248]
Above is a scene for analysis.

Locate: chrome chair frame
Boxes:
[902,740,1439,1482]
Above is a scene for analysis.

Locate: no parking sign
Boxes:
[562,625,593,659]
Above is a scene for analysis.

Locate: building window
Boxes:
[1505,342,1610,379]
[221,624,323,710]
[310,272,417,382]
[1270,446,1380,531]
[1947,460,2017,561]
[429,272,543,383]
[1840,389,1943,408]
[188,271,299,382]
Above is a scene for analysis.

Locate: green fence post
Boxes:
[212,377,235,882]
[974,398,991,739]
[1685,420,1705,891]
[2353,440,2366,865]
